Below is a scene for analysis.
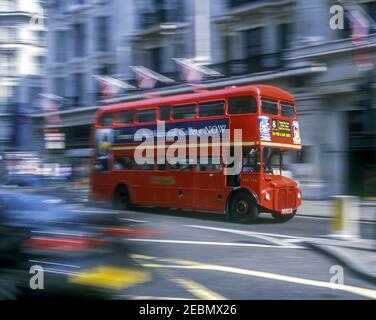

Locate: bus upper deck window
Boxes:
[281,103,296,118]
[138,109,156,123]
[119,111,134,124]
[199,101,225,117]
[228,96,257,115]
[173,104,196,120]
[100,114,113,126]
[261,99,279,115]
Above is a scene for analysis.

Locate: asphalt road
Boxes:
[29,186,376,300]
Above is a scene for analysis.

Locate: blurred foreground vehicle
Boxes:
[0,191,152,299]
[0,175,48,189]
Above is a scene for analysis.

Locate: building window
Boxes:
[229,0,257,8]
[73,73,84,107]
[54,77,65,99]
[74,23,85,57]
[243,27,263,73]
[0,0,17,11]
[0,50,16,76]
[0,27,17,42]
[55,30,67,62]
[29,86,42,111]
[96,16,110,52]
[368,2,376,33]
[278,23,292,51]
[149,47,162,73]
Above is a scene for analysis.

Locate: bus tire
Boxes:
[113,185,131,210]
[229,192,259,224]
[272,211,296,223]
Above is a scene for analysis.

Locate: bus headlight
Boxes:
[297,192,302,199]
[264,192,271,201]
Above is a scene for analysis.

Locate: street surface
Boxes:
[49,186,376,300]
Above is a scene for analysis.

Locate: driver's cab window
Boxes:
[263,148,282,175]
[242,147,260,172]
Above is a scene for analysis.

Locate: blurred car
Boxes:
[0,191,153,299]
[0,175,47,189]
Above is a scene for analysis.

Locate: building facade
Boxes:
[35,0,376,199]
[0,0,46,151]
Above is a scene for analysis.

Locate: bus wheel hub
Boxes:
[236,200,249,215]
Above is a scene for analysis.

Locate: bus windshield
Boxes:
[263,148,282,175]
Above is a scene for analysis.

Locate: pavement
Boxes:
[306,238,376,285]
[298,200,376,222]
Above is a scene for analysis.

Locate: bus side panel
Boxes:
[167,171,195,209]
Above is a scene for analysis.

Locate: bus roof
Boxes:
[98,84,295,115]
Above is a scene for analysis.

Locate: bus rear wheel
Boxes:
[229,192,259,224]
[113,185,131,210]
[272,212,296,223]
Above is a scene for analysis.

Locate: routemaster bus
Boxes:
[90,84,302,223]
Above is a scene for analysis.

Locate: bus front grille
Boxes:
[277,188,296,211]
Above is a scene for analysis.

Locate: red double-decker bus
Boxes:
[90,84,302,223]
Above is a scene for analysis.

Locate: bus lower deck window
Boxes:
[114,156,134,170]
[228,96,258,114]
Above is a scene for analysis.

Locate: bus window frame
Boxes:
[159,106,171,121]
[115,110,136,125]
[226,95,259,116]
[261,98,279,116]
[280,102,296,119]
[171,103,198,121]
[136,108,158,124]
[98,113,114,127]
[198,100,226,118]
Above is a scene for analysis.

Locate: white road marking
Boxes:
[115,295,194,300]
[184,225,303,248]
[121,218,149,223]
[127,238,299,249]
[29,260,81,269]
[132,254,376,300]
[72,209,119,214]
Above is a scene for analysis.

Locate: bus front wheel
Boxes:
[272,211,296,223]
[113,185,131,210]
[229,192,259,224]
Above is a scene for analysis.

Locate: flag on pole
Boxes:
[348,8,373,71]
[94,75,135,99]
[174,58,222,83]
[130,66,175,90]
[41,94,62,126]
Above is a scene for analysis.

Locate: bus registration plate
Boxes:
[282,208,293,214]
